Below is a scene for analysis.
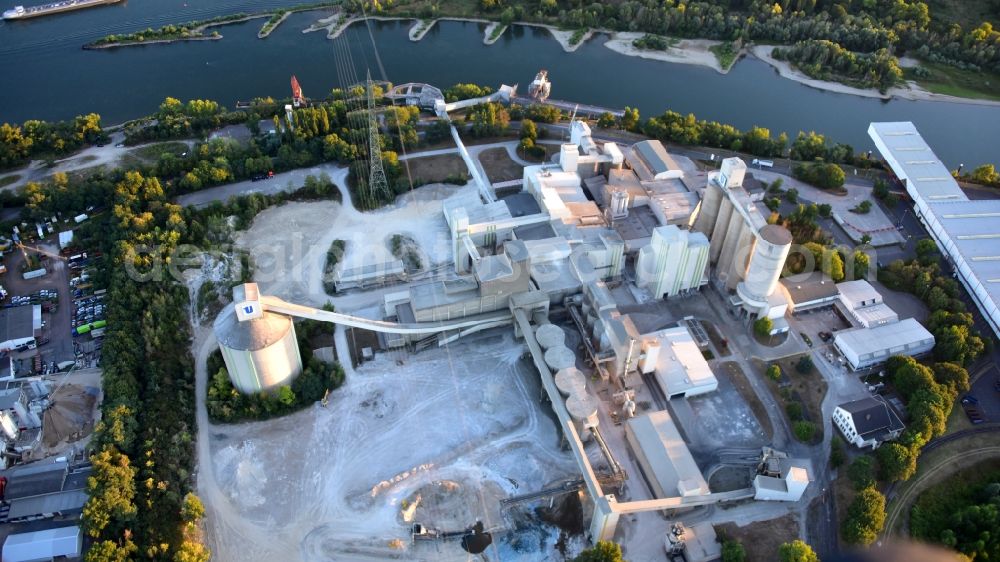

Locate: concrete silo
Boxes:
[213,302,303,394]
[737,224,792,312]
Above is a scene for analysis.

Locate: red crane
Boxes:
[291,75,305,107]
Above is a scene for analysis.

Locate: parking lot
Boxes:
[1,240,103,376]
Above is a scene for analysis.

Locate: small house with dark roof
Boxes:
[832,395,904,449]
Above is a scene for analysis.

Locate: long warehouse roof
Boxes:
[869,122,1000,337]
[833,318,934,357]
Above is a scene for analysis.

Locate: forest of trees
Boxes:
[0,113,105,170]
[773,39,904,91]
[911,466,1000,560]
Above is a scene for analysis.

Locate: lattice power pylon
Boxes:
[366,70,390,202]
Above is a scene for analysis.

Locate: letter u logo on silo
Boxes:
[243,305,255,315]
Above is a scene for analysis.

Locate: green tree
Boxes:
[754,317,773,337]
[848,456,876,489]
[85,537,137,562]
[520,118,537,141]
[174,541,211,562]
[842,485,886,545]
[597,112,616,129]
[778,540,820,562]
[817,203,832,217]
[573,540,624,562]
[180,492,205,524]
[621,106,640,131]
[767,364,782,381]
[876,442,918,482]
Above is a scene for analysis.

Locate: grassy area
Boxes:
[710,41,738,71]
[488,23,507,41]
[569,28,587,46]
[927,0,1000,30]
[906,61,1000,101]
[402,153,469,185]
[322,239,346,295]
[757,353,827,444]
[122,141,190,168]
[0,174,22,188]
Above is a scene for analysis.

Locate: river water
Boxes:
[0,0,997,166]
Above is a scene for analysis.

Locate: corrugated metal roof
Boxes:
[626,410,709,498]
[833,318,934,356]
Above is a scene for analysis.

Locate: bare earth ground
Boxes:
[479,148,524,183]
[400,153,469,185]
[716,513,800,562]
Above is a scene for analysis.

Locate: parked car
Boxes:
[962,395,979,405]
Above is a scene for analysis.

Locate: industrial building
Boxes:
[625,410,710,499]
[0,457,90,524]
[779,272,839,314]
[635,225,709,299]
[210,116,812,543]
[832,396,904,449]
[1,525,82,562]
[869,122,1000,339]
[693,158,792,334]
[752,448,811,502]
[837,280,899,328]
[833,318,934,371]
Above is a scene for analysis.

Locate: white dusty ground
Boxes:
[231,170,477,306]
[198,331,582,562]
[603,33,727,74]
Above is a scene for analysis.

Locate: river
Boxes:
[0,0,997,167]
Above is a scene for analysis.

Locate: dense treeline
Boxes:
[643,109,787,157]
[880,240,987,366]
[910,466,1000,560]
[52,169,209,561]
[0,113,105,170]
[773,39,904,91]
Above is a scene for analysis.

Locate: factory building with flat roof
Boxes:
[869,121,1000,339]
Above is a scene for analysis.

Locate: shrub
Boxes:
[721,539,746,562]
[796,355,814,374]
[767,364,782,382]
[830,437,846,468]
[786,402,804,421]
[794,161,846,190]
[754,317,773,337]
[848,456,876,489]
[841,485,886,545]
[793,420,816,442]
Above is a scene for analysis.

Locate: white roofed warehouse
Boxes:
[833,318,934,371]
[869,121,1000,339]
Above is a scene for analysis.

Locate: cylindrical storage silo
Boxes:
[534,323,565,350]
[544,345,576,372]
[213,304,303,394]
[566,392,600,440]
[555,367,586,397]
[741,224,792,301]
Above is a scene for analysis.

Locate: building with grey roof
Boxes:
[832,395,904,449]
[779,272,839,313]
[869,122,1000,339]
[0,306,38,353]
[624,410,710,499]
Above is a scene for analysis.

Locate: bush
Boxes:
[796,355,814,374]
[784,188,799,203]
[721,539,746,562]
[848,456,876,489]
[793,420,816,442]
[830,437,846,468]
[786,402,804,421]
[877,442,918,482]
[573,540,624,562]
[794,161,846,190]
[633,34,670,51]
[767,364,782,382]
[754,317,773,337]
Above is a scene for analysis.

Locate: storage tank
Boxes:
[544,345,576,372]
[740,224,792,302]
[213,304,303,394]
[566,392,600,431]
[534,323,566,350]
[555,367,586,397]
